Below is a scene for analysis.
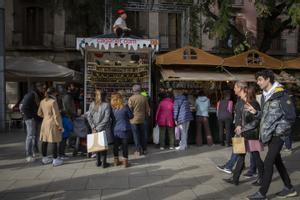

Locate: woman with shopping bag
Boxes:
[87,89,111,168]
[155,92,175,150]
[224,85,264,186]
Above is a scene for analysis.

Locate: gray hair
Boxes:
[132,84,141,93]
[235,81,248,89]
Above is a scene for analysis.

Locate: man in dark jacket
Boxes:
[20,82,44,162]
[247,70,297,200]
[62,84,76,118]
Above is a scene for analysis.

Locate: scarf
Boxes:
[263,81,282,102]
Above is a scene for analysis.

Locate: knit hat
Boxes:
[117,9,126,15]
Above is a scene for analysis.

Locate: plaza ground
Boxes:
[0,129,299,200]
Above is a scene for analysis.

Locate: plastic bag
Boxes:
[175,126,181,140]
[153,125,159,144]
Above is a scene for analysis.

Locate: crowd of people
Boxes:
[19,70,298,199]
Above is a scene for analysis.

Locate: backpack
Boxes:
[280,94,296,123]
[217,100,233,120]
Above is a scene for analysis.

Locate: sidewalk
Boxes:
[0,130,299,200]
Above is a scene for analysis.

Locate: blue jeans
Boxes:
[25,118,39,156]
[225,152,238,170]
[284,136,292,149]
[131,124,147,152]
[247,153,257,174]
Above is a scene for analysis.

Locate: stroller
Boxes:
[72,116,89,156]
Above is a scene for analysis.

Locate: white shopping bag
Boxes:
[153,125,160,144]
[87,131,108,153]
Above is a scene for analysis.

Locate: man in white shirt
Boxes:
[113,9,131,37]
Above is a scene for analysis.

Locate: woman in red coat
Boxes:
[155,92,175,150]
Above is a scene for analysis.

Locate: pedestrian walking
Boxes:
[223,85,264,186]
[247,70,298,199]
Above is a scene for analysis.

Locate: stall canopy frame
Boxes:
[76,37,159,112]
[283,57,300,69]
[222,49,283,69]
[156,46,223,66]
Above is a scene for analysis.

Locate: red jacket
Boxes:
[155,98,175,127]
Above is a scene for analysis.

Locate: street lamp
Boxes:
[0,0,6,132]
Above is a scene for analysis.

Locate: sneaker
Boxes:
[134,151,141,157]
[175,146,186,151]
[243,172,257,179]
[42,157,53,165]
[216,165,232,174]
[282,149,293,154]
[53,158,64,167]
[26,156,35,162]
[223,177,239,185]
[246,191,267,200]
[169,147,174,150]
[160,147,165,150]
[276,187,298,198]
[59,155,70,160]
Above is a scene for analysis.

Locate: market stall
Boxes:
[76,37,159,112]
[155,47,300,144]
[156,46,230,144]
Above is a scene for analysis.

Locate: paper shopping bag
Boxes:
[87,131,108,153]
[232,137,246,154]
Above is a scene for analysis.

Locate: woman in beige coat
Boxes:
[38,87,64,167]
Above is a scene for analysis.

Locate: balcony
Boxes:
[231,0,244,8]
[269,38,287,54]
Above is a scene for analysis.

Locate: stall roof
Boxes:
[155,46,223,66]
[6,57,82,82]
[283,57,300,69]
[160,68,298,83]
[76,37,159,52]
[160,68,256,82]
[223,49,283,69]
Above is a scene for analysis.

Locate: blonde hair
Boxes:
[111,92,125,109]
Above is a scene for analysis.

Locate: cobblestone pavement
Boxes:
[0,130,299,200]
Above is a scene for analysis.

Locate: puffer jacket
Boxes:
[195,96,210,117]
[257,86,296,144]
[173,95,193,125]
[156,97,175,127]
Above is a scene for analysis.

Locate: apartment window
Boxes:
[24,7,44,45]
[247,52,263,65]
[183,48,197,60]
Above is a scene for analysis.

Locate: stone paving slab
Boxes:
[101,189,149,200]
[1,132,300,200]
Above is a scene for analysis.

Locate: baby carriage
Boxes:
[72,116,89,156]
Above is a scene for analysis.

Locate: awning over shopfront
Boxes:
[160,68,256,82]
[156,46,223,66]
[5,57,82,82]
[223,49,283,69]
[283,57,300,69]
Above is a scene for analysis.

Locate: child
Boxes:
[59,112,73,159]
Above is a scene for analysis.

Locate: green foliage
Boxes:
[288,2,300,26]
[194,0,300,52]
[64,0,105,36]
